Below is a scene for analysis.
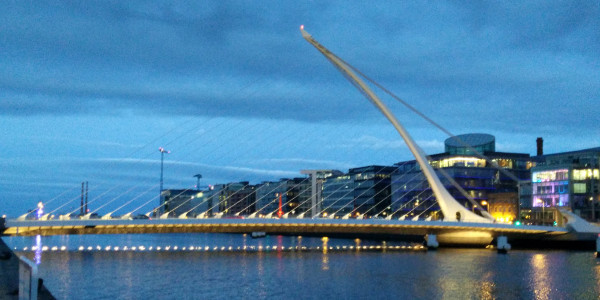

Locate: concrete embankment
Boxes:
[1,235,55,299]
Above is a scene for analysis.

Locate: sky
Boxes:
[1,1,598,217]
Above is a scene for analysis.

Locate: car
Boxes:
[132,214,150,220]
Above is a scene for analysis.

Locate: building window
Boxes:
[573,183,586,194]
[533,169,569,182]
[573,169,600,180]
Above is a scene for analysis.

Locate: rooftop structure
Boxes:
[444,133,495,155]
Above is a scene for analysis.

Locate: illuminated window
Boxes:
[573,169,586,180]
[493,159,514,169]
[435,157,486,168]
[573,169,600,180]
[532,169,569,182]
[573,183,586,194]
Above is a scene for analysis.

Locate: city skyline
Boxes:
[1,1,599,216]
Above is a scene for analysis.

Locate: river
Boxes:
[3,233,600,299]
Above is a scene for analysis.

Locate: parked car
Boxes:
[133,214,150,220]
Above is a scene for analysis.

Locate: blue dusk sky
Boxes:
[1,1,598,217]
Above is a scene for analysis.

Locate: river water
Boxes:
[3,233,600,299]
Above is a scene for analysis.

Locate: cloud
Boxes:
[0,1,596,130]
[249,157,355,171]
[334,135,444,152]
[1,1,599,217]
[91,157,300,180]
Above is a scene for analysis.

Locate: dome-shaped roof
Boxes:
[445,133,495,155]
[445,133,495,148]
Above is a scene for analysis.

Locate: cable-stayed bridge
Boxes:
[2,210,599,249]
[3,27,599,250]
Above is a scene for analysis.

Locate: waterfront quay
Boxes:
[0,239,54,299]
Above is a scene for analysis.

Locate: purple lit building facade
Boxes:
[526,146,600,223]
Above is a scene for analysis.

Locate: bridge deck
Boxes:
[3,218,568,240]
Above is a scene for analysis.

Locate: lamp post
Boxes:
[481,200,492,222]
[536,198,545,225]
[159,147,170,201]
[194,174,202,191]
[481,200,489,212]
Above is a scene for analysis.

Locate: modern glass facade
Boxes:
[212,182,256,216]
[253,178,311,216]
[321,175,354,216]
[391,134,532,221]
[255,181,288,215]
[529,147,600,222]
[445,133,495,155]
[159,189,201,217]
[350,166,396,217]
[285,178,311,215]
[320,166,395,218]
[531,169,569,208]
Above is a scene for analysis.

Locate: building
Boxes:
[300,170,343,217]
[320,166,396,218]
[190,188,217,217]
[350,166,396,217]
[212,182,256,216]
[284,177,312,216]
[159,189,202,218]
[391,133,532,222]
[321,174,354,217]
[255,180,289,216]
[524,141,600,223]
[486,192,518,223]
[254,178,312,217]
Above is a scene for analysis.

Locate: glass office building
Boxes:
[528,146,600,222]
[391,133,532,222]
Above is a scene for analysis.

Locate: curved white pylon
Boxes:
[301,27,492,223]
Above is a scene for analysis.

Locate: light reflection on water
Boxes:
[531,254,551,300]
[3,234,600,300]
[34,234,42,264]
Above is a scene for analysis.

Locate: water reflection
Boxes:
[530,254,551,300]
[34,234,42,264]
[430,249,501,299]
[479,271,496,300]
[4,235,599,299]
[321,237,329,270]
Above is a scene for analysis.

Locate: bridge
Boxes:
[0,217,576,244]
[2,212,598,249]
[3,27,600,251]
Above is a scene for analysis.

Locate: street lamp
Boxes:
[536,198,545,225]
[480,200,491,221]
[481,200,489,211]
[480,200,489,216]
[159,147,170,197]
[194,174,202,191]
